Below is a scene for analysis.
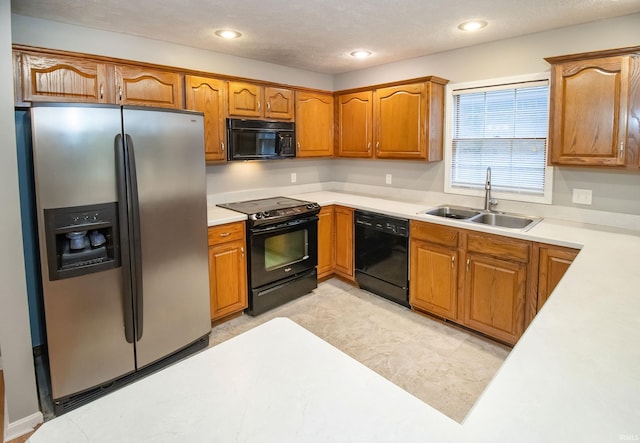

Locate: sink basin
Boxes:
[421,206,481,220]
[420,204,543,231]
[469,212,542,230]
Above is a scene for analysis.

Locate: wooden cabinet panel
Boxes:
[116,65,183,109]
[228,82,293,120]
[228,81,262,117]
[295,91,334,157]
[462,253,526,345]
[548,55,631,166]
[538,246,578,310]
[264,87,294,120]
[410,220,458,248]
[467,233,530,263]
[185,75,227,162]
[317,206,335,279]
[333,206,354,279]
[208,222,248,321]
[374,83,426,159]
[20,53,110,103]
[336,91,373,158]
[410,240,458,320]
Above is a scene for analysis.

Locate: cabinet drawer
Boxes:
[208,222,245,246]
[467,233,530,263]
[410,220,458,248]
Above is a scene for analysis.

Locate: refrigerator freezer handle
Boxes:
[115,134,135,344]
[124,134,144,342]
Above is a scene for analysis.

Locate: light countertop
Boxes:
[31,191,640,442]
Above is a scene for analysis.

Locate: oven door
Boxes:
[249,216,318,288]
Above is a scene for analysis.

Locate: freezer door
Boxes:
[30,105,136,399]
[122,108,211,368]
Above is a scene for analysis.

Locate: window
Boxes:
[444,73,553,204]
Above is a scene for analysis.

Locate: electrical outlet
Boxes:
[291,172,297,183]
[572,188,592,205]
[385,174,392,185]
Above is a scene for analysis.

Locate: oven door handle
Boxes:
[250,216,318,235]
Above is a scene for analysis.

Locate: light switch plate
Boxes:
[385,174,392,185]
[291,172,297,183]
[572,188,592,205]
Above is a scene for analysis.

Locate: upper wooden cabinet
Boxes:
[335,77,447,160]
[227,81,294,120]
[115,65,183,109]
[185,75,227,162]
[295,91,334,157]
[16,51,183,109]
[546,47,640,168]
[19,52,111,104]
[336,91,374,158]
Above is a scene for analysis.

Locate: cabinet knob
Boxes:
[466,258,470,272]
[267,102,271,111]
[257,101,261,111]
[118,86,123,101]
[99,84,104,100]
[451,255,455,268]
[219,232,230,237]
[367,142,371,152]
[619,142,625,158]
[221,142,225,152]
[241,247,245,258]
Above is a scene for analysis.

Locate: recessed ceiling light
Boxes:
[457,20,488,32]
[350,50,372,59]
[215,29,242,39]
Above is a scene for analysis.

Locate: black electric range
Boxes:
[217,197,320,315]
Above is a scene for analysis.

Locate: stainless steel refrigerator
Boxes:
[30,103,211,414]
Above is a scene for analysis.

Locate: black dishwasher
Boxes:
[354,210,410,308]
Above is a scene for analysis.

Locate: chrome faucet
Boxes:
[484,167,498,211]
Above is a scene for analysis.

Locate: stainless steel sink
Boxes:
[419,204,543,231]
[421,205,481,220]
[468,212,542,230]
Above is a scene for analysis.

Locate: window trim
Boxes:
[444,72,553,205]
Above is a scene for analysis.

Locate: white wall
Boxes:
[330,14,640,216]
[10,15,334,91]
[0,0,40,432]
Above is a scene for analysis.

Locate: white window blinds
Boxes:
[450,80,549,196]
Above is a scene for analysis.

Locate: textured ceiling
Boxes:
[11,0,640,74]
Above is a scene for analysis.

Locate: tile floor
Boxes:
[209,278,510,423]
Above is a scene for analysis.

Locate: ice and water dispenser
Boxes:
[44,202,120,281]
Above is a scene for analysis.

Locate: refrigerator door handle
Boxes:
[124,134,144,342]
[115,134,135,344]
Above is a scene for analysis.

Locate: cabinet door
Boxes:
[228,81,263,117]
[333,206,354,279]
[336,91,373,158]
[549,56,630,166]
[185,75,227,162]
[20,53,111,103]
[462,254,526,345]
[115,65,183,109]
[410,240,458,320]
[374,83,427,159]
[265,87,294,120]
[295,91,334,157]
[538,246,578,310]
[317,206,335,279]
[208,239,248,321]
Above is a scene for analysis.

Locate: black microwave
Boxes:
[226,118,296,161]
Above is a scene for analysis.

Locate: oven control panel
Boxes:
[251,203,320,221]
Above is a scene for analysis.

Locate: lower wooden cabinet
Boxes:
[333,206,354,280]
[317,206,335,279]
[409,221,459,320]
[207,222,248,321]
[537,245,579,310]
